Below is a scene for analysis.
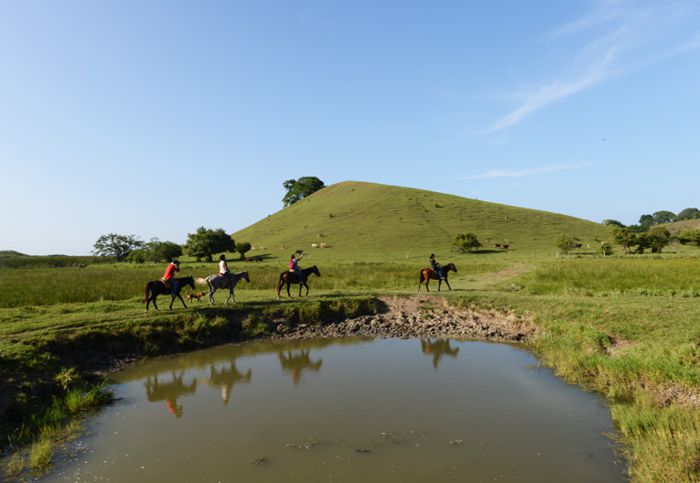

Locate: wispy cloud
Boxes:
[465,162,596,180]
[481,0,700,134]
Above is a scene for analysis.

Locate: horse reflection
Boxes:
[420,339,460,370]
[278,349,323,385]
[208,362,252,405]
[144,371,197,418]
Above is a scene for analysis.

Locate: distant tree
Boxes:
[235,241,252,260]
[599,241,613,256]
[555,234,580,254]
[612,228,639,254]
[676,208,700,221]
[184,227,235,262]
[638,214,654,229]
[602,219,625,228]
[125,248,148,264]
[645,226,671,253]
[452,233,481,253]
[626,224,647,233]
[652,211,676,225]
[93,233,144,261]
[148,240,183,263]
[282,177,325,207]
[678,228,700,245]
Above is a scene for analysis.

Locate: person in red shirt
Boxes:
[161,259,181,295]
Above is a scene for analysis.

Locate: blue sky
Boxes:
[1,0,699,255]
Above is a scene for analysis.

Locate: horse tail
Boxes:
[195,277,208,286]
[276,273,284,295]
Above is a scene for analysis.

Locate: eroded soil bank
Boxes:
[272,296,537,343]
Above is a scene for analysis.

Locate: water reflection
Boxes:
[420,338,460,370]
[208,361,252,405]
[144,371,197,418]
[278,349,323,385]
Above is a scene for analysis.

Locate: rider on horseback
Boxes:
[219,254,233,284]
[429,253,444,280]
[161,259,180,295]
[289,253,306,282]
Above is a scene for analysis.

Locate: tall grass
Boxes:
[515,258,700,296]
[0,260,506,308]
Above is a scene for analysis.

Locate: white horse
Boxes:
[196,271,250,304]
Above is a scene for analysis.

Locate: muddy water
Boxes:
[46,338,625,482]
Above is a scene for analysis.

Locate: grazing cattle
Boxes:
[502,244,510,250]
[495,243,502,248]
[311,243,319,248]
[574,243,583,249]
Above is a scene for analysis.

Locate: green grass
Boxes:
[2,180,700,480]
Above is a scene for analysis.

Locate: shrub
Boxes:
[555,234,581,254]
[453,233,481,253]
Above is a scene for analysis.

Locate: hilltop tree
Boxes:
[282,177,325,207]
[555,234,580,254]
[148,239,183,262]
[677,208,700,221]
[602,219,625,228]
[93,233,143,261]
[452,233,481,253]
[652,211,676,225]
[184,227,235,262]
[638,214,654,229]
[235,241,252,260]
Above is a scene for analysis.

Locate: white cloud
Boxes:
[481,0,700,134]
[465,162,596,180]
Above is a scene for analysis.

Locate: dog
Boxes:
[186,291,206,303]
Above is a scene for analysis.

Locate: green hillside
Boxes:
[233,181,612,261]
[662,219,700,233]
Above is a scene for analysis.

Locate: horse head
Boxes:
[184,276,195,289]
[311,265,321,277]
[242,271,250,283]
[447,263,457,273]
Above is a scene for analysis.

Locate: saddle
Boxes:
[160,278,172,289]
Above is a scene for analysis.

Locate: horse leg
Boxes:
[287,282,292,298]
[438,279,442,292]
[208,281,215,305]
[225,287,233,304]
[299,283,303,297]
[178,293,188,308]
[152,295,159,311]
[304,283,309,297]
[445,277,452,291]
[425,278,430,292]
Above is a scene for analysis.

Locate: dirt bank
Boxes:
[272,295,537,342]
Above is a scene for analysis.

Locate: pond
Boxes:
[45,338,625,482]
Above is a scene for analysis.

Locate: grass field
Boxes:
[2,182,700,481]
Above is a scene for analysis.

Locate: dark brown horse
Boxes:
[277,266,320,299]
[418,263,457,292]
[144,276,195,311]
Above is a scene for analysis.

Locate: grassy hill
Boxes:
[233,181,612,261]
[662,219,700,233]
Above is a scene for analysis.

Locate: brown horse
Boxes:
[144,276,195,311]
[277,266,320,299]
[418,263,457,292]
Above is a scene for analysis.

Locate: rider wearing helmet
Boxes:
[162,259,181,295]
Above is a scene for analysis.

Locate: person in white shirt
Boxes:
[219,254,233,284]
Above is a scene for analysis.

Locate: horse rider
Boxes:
[289,253,305,282]
[429,253,444,280]
[219,254,233,284]
[161,259,181,295]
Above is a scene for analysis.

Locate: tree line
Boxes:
[93,229,252,263]
[92,177,327,263]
